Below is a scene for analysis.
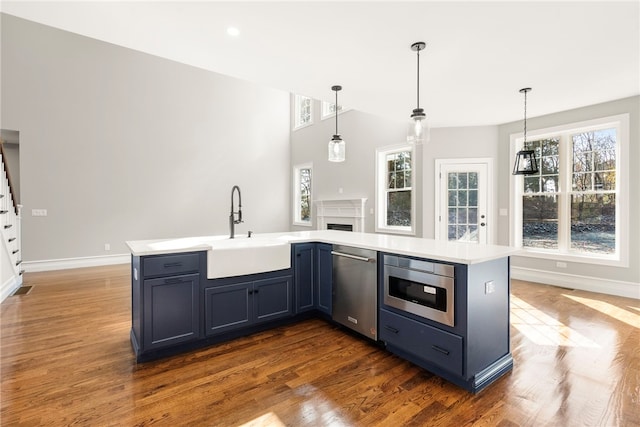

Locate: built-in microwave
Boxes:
[383,254,455,327]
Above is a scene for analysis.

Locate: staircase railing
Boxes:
[1,139,23,283]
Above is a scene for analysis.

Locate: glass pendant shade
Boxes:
[512,149,538,175]
[328,135,345,162]
[407,108,429,144]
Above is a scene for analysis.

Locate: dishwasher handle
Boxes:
[331,250,375,263]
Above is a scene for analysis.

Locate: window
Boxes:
[511,114,629,266]
[293,94,313,129]
[321,100,348,120]
[293,163,312,226]
[376,145,415,235]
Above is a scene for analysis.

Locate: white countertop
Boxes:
[126,230,520,265]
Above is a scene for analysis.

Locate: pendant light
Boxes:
[407,41,429,144]
[328,85,345,162]
[512,87,539,175]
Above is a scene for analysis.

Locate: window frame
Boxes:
[510,114,629,267]
[292,94,313,130]
[375,144,416,235]
[293,162,313,227]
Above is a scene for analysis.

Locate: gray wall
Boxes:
[1,14,291,261]
[498,96,640,285]
[290,99,422,236]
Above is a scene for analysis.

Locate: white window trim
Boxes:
[375,144,416,236]
[293,162,313,227]
[509,113,629,267]
[292,94,313,131]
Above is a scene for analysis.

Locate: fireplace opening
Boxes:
[327,223,353,232]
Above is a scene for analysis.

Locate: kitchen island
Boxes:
[126,230,519,393]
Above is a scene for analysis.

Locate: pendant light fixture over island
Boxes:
[328,85,346,162]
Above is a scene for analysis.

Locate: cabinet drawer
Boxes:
[379,308,463,376]
[143,253,200,277]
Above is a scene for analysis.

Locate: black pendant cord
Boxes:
[416,47,420,110]
[335,88,339,135]
[523,89,528,149]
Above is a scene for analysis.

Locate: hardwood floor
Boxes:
[1,265,639,426]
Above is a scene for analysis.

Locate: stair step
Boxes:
[4,224,12,229]
[12,249,19,254]
[19,269,25,275]
[16,259,22,266]
[8,237,16,242]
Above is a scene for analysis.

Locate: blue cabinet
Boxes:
[131,252,204,356]
[293,243,315,313]
[204,274,292,336]
[292,243,333,315]
[379,256,512,393]
[316,243,333,315]
[143,273,201,350]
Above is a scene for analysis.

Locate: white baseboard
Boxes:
[23,253,131,273]
[512,266,640,300]
[1,273,23,303]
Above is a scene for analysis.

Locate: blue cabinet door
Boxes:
[204,281,252,335]
[142,273,200,350]
[293,243,315,313]
[316,243,333,315]
[254,276,292,323]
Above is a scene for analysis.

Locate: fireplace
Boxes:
[316,198,367,232]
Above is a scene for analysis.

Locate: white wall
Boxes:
[1,14,291,264]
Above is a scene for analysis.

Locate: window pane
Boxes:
[387,190,411,226]
[388,172,395,189]
[396,172,405,188]
[468,172,478,189]
[457,207,468,224]
[448,208,457,224]
[299,168,311,222]
[448,226,457,240]
[524,176,540,193]
[571,194,615,254]
[404,170,412,188]
[458,173,468,188]
[448,190,458,207]
[572,129,616,191]
[458,190,468,206]
[468,208,478,224]
[448,173,458,189]
[468,190,478,207]
[523,195,558,249]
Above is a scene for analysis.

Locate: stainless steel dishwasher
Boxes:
[331,245,378,340]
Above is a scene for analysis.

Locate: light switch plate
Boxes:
[32,209,47,216]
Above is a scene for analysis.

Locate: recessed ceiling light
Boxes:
[226,27,240,37]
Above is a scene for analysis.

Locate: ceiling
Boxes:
[2,1,639,127]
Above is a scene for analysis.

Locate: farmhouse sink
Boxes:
[206,237,291,279]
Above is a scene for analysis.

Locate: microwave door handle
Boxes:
[331,251,373,262]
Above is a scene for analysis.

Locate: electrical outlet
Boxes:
[104,243,111,251]
[32,209,47,216]
[556,262,567,268]
[485,281,495,294]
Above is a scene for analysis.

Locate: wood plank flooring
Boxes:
[1,265,639,426]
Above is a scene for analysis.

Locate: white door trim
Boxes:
[434,158,494,244]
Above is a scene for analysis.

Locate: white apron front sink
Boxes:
[206,237,291,279]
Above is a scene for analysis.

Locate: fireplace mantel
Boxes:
[315,198,367,232]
